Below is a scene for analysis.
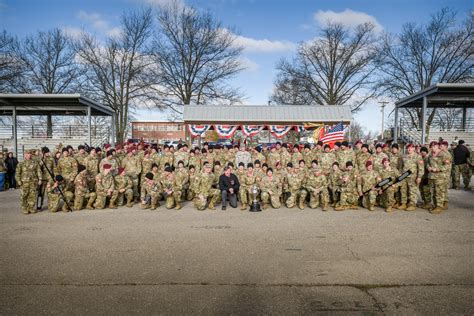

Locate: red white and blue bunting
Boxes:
[214,125,239,138]
[294,125,305,133]
[188,124,211,137]
[241,125,264,137]
[269,125,292,138]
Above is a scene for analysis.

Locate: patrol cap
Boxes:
[287,162,293,168]
[164,166,173,173]
[55,175,64,182]
[117,167,125,174]
[145,172,154,180]
[78,164,86,173]
[41,146,50,154]
[103,164,112,170]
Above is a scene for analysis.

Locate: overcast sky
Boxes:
[1,0,471,132]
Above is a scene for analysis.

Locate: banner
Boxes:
[188,124,211,137]
[269,125,292,138]
[241,125,264,137]
[214,125,239,138]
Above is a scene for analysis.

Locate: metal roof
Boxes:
[395,83,474,108]
[184,104,352,124]
[0,93,115,116]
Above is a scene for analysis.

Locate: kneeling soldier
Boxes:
[162,166,183,210]
[141,172,162,210]
[300,167,329,211]
[193,163,220,210]
[94,163,118,209]
[73,164,96,210]
[115,167,134,207]
[260,168,282,209]
[47,175,74,212]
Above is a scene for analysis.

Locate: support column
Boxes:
[394,105,399,143]
[421,96,427,144]
[462,107,467,130]
[87,106,92,146]
[110,113,116,147]
[12,106,18,158]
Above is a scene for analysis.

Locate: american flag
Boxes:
[320,122,345,143]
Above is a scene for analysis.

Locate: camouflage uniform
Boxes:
[94,173,118,209]
[267,151,281,169]
[372,152,388,172]
[338,149,355,171]
[193,172,220,210]
[160,151,174,170]
[260,175,282,209]
[356,151,372,172]
[46,178,74,212]
[99,157,118,173]
[37,154,55,209]
[378,166,399,211]
[335,173,359,210]
[328,168,342,205]
[187,170,200,201]
[188,155,201,172]
[141,155,154,183]
[428,153,449,210]
[300,170,329,210]
[285,171,304,208]
[357,169,379,210]
[123,154,142,200]
[16,156,42,214]
[291,151,304,167]
[73,171,96,210]
[84,154,99,191]
[320,151,336,175]
[400,152,424,208]
[240,171,257,209]
[56,156,78,183]
[141,179,162,210]
[115,173,134,207]
[74,151,88,166]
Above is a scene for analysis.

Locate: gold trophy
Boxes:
[249,184,261,212]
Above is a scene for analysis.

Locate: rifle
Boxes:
[380,170,412,193]
[363,177,392,195]
[40,156,73,212]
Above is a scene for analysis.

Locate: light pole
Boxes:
[379,101,388,140]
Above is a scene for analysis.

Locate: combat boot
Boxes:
[368,206,375,211]
[420,202,432,210]
[321,205,328,212]
[175,203,182,210]
[208,202,216,210]
[385,206,393,213]
[109,201,117,209]
[393,203,400,209]
[298,200,305,210]
[398,203,407,210]
[262,203,268,210]
[61,205,69,212]
[86,199,94,210]
[405,204,416,211]
[430,206,444,214]
[240,204,247,211]
[126,199,133,208]
[334,204,344,211]
[350,204,359,210]
[151,203,158,210]
[442,201,448,210]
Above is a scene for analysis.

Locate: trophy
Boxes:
[249,184,261,212]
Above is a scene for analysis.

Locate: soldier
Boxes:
[240,163,257,210]
[355,144,371,172]
[99,150,118,174]
[399,143,424,211]
[260,168,282,209]
[123,148,142,202]
[267,146,281,170]
[141,172,162,210]
[73,165,96,210]
[56,148,78,184]
[74,145,88,166]
[187,165,199,201]
[338,141,355,171]
[37,146,55,211]
[439,141,452,209]
[357,160,379,211]
[173,161,188,208]
[388,144,403,170]
[84,147,100,191]
[427,142,449,214]
[419,146,432,209]
[193,163,220,210]
[251,147,266,165]
[188,149,201,173]
[161,145,174,170]
[16,149,42,214]
[328,162,342,206]
[301,144,313,167]
[452,140,471,190]
[372,144,388,172]
[280,144,292,168]
[115,167,134,207]
[253,160,265,182]
[94,164,118,209]
[300,167,329,211]
[46,175,74,212]
[291,145,304,167]
[320,144,336,175]
[285,163,303,209]
[235,146,251,168]
[335,172,359,211]
[378,158,399,212]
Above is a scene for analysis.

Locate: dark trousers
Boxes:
[7,171,16,188]
[221,190,237,208]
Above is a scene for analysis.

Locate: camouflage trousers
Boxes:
[73,192,97,210]
[94,190,118,209]
[239,186,249,205]
[400,176,420,206]
[87,175,97,192]
[193,189,220,210]
[453,164,471,189]
[187,189,196,201]
[428,178,447,208]
[20,181,38,213]
[163,190,182,209]
[285,189,302,208]
[48,191,74,212]
[328,187,340,204]
[129,174,140,199]
[261,190,281,209]
[300,188,329,209]
[338,191,359,208]
[361,191,377,209]
[378,187,396,208]
[420,179,431,204]
[141,192,161,209]
[117,189,133,206]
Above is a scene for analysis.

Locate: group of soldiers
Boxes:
[14,139,472,215]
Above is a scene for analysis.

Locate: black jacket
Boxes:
[219,173,240,193]
[453,145,470,165]
[5,157,18,172]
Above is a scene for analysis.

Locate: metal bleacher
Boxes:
[398,118,474,145]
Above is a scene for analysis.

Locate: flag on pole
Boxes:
[320,122,345,143]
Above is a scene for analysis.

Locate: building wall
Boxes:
[131,122,185,143]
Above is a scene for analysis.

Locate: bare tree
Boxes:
[76,8,154,144]
[345,121,365,141]
[150,3,244,114]
[376,8,473,138]
[271,22,378,111]
[0,30,23,93]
